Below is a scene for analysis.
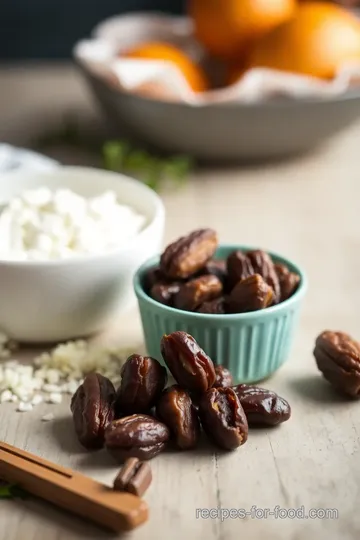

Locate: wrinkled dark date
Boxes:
[198,387,248,450]
[113,457,152,497]
[233,384,291,426]
[247,250,281,304]
[160,229,218,279]
[150,281,181,306]
[71,373,115,449]
[227,251,254,290]
[105,414,170,462]
[156,385,200,450]
[274,263,300,302]
[143,266,165,292]
[314,331,360,398]
[201,259,228,284]
[174,275,223,312]
[228,274,274,313]
[161,331,216,393]
[197,297,226,314]
[115,355,167,416]
[213,366,234,388]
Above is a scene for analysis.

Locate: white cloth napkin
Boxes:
[0,144,58,174]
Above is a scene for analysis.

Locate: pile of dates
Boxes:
[71,331,291,463]
[144,228,300,314]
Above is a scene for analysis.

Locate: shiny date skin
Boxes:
[197,296,226,314]
[105,414,170,463]
[115,355,167,416]
[174,275,223,312]
[233,384,291,426]
[160,229,218,280]
[201,259,228,285]
[226,250,254,290]
[274,263,300,302]
[213,366,233,388]
[150,281,181,307]
[161,331,216,393]
[113,457,152,497]
[314,330,360,398]
[198,387,248,450]
[156,385,200,450]
[247,250,281,304]
[228,274,274,313]
[71,373,115,450]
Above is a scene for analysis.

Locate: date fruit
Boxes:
[113,457,152,497]
[71,373,116,450]
[228,274,274,313]
[150,281,181,306]
[198,387,248,450]
[314,331,360,398]
[105,414,170,462]
[115,355,167,416]
[247,250,281,304]
[227,251,254,290]
[160,229,218,279]
[233,384,291,426]
[274,263,300,302]
[197,297,226,314]
[174,275,223,312]
[213,366,233,388]
[144,266,164,292]
[161,331,216,393]
[202,259,228,284]
[156,385,200,449]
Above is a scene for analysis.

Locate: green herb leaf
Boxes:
[0,483,28,500]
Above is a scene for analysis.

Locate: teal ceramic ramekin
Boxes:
[133,245,307,384]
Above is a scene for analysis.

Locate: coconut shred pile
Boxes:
[0,187,146,261]
[0,334,130,416]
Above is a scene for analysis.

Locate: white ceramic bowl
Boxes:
[0,166,165,343]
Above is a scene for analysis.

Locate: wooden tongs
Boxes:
[0,442,148,532]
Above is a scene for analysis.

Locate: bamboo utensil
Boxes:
[0,442,148,532]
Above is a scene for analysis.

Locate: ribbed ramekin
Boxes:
[133,245,307,384]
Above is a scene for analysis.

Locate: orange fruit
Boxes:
[248,2,360,79]
[123,42,209,93]
[189,0,296,61]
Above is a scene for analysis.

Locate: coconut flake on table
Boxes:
[0,334,133,413]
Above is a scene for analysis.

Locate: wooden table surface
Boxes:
[0,64,360,540]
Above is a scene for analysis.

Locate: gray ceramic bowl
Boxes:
[78,65,360,161]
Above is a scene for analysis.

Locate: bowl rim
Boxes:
[133,244,308,321]
[0,165,165,268]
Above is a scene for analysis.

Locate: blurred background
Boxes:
[0,0,184,59]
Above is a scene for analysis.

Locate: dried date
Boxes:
[160,229,218,279]
[197,296,226,314]
[201,259,228,284]
[150,281,181,306]
[113,457,152,497]
[143,266,164,292]
[233,384,291,426]
[274,263,300,302]
[71,373,116,449]
[105,414,170,462]
[198,387,248,450]
[314,331,360,398]
[115,355,167,416]
[161,331,216,393]
[227,250,254,290]
[156,385,200,449]
[174,275,223,312]
[228,274,274,313]
[213,366,233,388]
[247,250,281,304]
